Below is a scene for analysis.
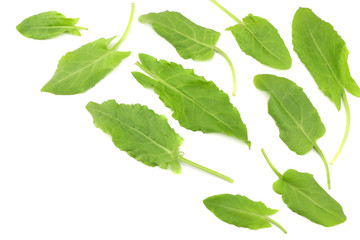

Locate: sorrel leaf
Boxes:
[139,11,237,95]
[292,7,360,164]
[86,100,233,183]
[16,11,87,40]
[254,74,330,189]
[262,149,347,227]
[41,3,135,95]
[210,0,291,70]
[132,54,250,147]
[203,194,287,233]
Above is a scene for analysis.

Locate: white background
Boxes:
[1,0,360,239]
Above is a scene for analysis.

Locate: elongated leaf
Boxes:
[132,54,250,147]
[273,169,346,227]
[86,100,183,173]
[292,7,360,110]
[139,11,220,61]
[204,194,286,233]
[254,74,325,155]
[227,14,291,69]
[17,11,87,40]
[41,37,130,95]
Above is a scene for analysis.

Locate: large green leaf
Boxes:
[292,7,360,110]
[139,11,220,61]
[86,101,183,173]
[227,14,291,70]
[203,194,286,233]
[132,54,250,147]
[16,11,87,40]
[273,169,346,227]
[254,74,325,155]
[41,37,130,95]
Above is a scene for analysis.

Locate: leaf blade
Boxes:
[204,194,285,232]
[227,14,291,69]
[139,11,220,61]
[16,11,87,40]
[41,37,130,95]
[133,54,250,147]
[254,74,325,155]
[86,100,183,173]
[273,169,346,227]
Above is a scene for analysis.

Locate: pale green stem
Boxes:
[209,0,243,24]
[75,26,88,30]
[330,93,350,165]
[313,144,331,190]
[110,2,135,51]
[213,46,237,96]
[261,148,282,179]
[266,217,287,234]
[179,157,234,183]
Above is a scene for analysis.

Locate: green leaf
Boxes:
[16,11,87,40]
[139,11,237,95]
[41,37,131,95]
[254,74,325,155]
[86,100,234,183]
[41,3,135,95]
[226,15,291,69]
[139,11,220,61]
[254,74,331,189]
[292,7,360,110]
[203,194,286,233]
[133,54,250,147]
[86,101,183,173]
[210,0,291,70]
[273,170,347,227]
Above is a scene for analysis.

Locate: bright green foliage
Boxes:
[274,170,347,227]
[86,100,234,183]
[41,37,130,94]
[139,11,220,61]
[132,54,250,147]
[203,194,287,233]
[254,74,330,189]
[254,74,325,155]
[292,7,360,110]
[41,3,135,95]
[227,15,291,69]
[16,11,87,40]
[86,101,183,173]
[139,11,238,95]
[210,0,291,69]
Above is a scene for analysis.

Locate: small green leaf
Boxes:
[87,101,183,173]
[273,169,347,227]
[41,4,135,95]
[139,11,237,95]
[16,11,87,40]
[292,7,360,110]
[203,194,286,233]
[86,100,234,183]
[139,11,220,61]
[227,14,292,69]
[210,0,291,69]
[254,74,330,188]
[41,37,131,95]
[133,54,250,147]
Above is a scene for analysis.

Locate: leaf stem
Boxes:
[213,46,237,96]
[111,2,135,51]
[261,148,282,179]
[75,26,88,30]
[330,93,350,165]
[179,157,234,183]
[209,0,243,24]
[313,144,331,189]
[266,217,287,234]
